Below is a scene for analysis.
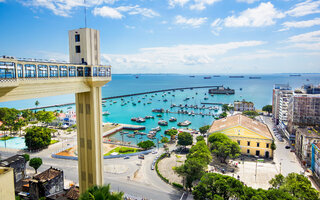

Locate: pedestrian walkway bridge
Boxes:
[0,56,111,102]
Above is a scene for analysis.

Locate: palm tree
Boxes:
[35,100,40,108]
[79,185,123,200]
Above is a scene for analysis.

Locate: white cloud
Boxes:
[189,0,221,11]
[116,5,159,18]
[93,6,123,19]
[211,18,223,35]
[224,2,285,27]
[288,30,320,42]
[175,15,207,28]
[168,0,189,8]
[125,25,135,29]
[236,0,260,4]
[101,40,265,73]
[0,0,5,2]
[288,42,320,50]
[281,17,320,30]
[19,0,158,18]
[286,0,320,17]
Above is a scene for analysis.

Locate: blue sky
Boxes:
[0,0,320,74]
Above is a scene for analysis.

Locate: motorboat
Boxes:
[178,120,191,126]
[102,111,110,115]
[145,116,154,119]
[131,117,137,121]
[151,126,161,132]
[136,117,146,123]
[169,117,177,122]
[158,120,168,126]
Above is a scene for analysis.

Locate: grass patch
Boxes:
[50,140,59,145]
[0,136,14,141]
[175,155,181,158]
[104,146,140,156]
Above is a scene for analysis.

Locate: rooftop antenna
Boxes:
[84,0,87,28]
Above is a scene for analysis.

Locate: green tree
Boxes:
[269,174,285,189]
[0,107,19,134]
[177,132,193,148]
[35,100,40,108]
[271,173,320,200]
[193,173,245,200]
[29,157,42,173]
[21,109,34,122]
[175,158,206,190]
[196,135,204,142]
[262,105,272,114]
[222,104,230,112]
[35,111,56,125]
[25,126,52,150]
[137,140,155,150]
[165,129,178,140]
[208,133,240,163]
[271,141,276,151]
[22,154,30,163]
[187,142,212,165]
[79,184,123,200]
[199,125,210,135]
[243,111,259,118]
[219,112,227,118]
[160,137,169,144]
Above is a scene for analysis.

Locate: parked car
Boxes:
[151,164,155,170]
[285,146,290,149]
[138,155,145,159]
[124,156,130,159]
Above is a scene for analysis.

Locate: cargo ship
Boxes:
[208,86,235,95]
[249,76,261,79]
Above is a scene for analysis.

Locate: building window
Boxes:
[237,140,240,145]
[257,142,260,147]
[75,34,80,42]
[75,45,81,53]
[247,149,250,154]
[256,150,260,156]
[247,141,250,146]
[266,143,270,148]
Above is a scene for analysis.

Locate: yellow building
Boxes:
[0,167,15,200]
[208,114,274,158]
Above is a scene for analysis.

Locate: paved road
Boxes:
[0,142,181,200]
[261,116,304,176]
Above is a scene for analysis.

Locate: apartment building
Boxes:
[234,100,255,112]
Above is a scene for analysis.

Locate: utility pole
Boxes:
[255,160,258,182]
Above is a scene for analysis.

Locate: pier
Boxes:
[27,85,223,110]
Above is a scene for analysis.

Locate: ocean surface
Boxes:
[1,74,319,145]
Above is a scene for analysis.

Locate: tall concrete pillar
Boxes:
[75,87,103,193]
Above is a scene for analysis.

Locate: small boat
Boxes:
[67,106,72,109]
[156,114,162,117]
[102,104,106,107]
[240,88,242,91]
[178,120,191,126]
[136,117,146,123]
[135,75,139,78]
[149,131,157,135]
[102,111,110,115]
[204,97,209,100]
[306,79,310,81]
[203,76,211,79]
[131,117,137,121]
[136,132,146,135]
[120,131,129,134]
[145,116,154,119]
[147,134,155,139]
[163,99,168,102]
[102,100,106,103]
[184,97,190,101]
[132,102,137,106]
[189,75,195,78]
[169,117,177,122]
[151,126,161,132]
[113,101,117,103]
[158,120,168,126]
[138,100,141,103]
[147,102,152,104]
[127,134,135,138]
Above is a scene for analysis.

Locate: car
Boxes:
[151,165,155,170]
[124,156,130,159]
[285,146,290,149]
[138,155,145,159]
[290,149,295,152]
[152,151,158,154]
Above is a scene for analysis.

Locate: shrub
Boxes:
[172,182,183,189]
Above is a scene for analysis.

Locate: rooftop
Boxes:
[209,114,273,139]
[297,127,320,138]
[0,155,25,167]
[34,167,63,182]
